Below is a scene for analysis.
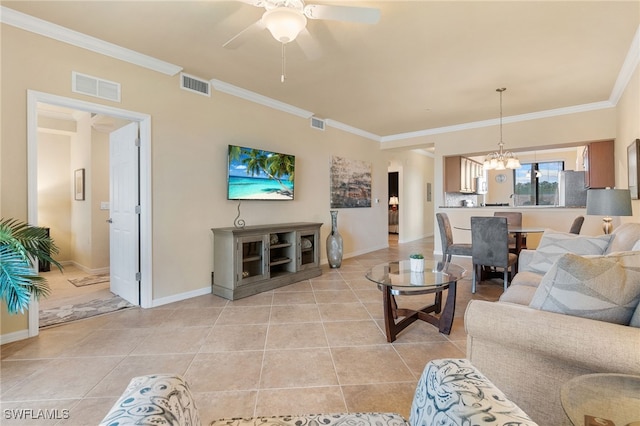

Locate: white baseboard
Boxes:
[66,261,110,275]
[0,329,30,345]
[151,286,212,308]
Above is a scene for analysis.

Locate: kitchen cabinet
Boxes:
[583,140,614,189]
[445,156,483,193]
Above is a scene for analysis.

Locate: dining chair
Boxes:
[569,215,585,234]
[494,211,526,252]
[436,212,472,264]
[471,216,518,293]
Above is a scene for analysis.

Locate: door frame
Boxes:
[27,90,153,337]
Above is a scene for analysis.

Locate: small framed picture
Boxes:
[74,168,85,201]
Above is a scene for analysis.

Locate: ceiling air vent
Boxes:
[72,72,121,102]
[180,73,211,97]
[310,116,325,131]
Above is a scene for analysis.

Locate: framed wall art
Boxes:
[330,156,372,208]
[74,168,85,201]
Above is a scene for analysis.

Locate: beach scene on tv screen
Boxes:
[228,146,295,200]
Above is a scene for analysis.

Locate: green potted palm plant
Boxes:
[0,218,62,314]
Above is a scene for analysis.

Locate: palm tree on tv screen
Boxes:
[231,147,295,195]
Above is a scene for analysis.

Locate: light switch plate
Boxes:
[100,202,110,210]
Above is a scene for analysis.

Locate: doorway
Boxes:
[27,90,153,337]
[388,171,399,236]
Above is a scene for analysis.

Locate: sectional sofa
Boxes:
[465,223,640,425]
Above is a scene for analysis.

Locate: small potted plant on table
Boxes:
[409,253,424,272]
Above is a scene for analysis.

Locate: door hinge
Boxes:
[135,205,141,214]
[135,272,141,281]
[134,137,141,147]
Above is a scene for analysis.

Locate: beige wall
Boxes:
[37,132,72,260]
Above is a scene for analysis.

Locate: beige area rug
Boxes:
[68,273,110,287]
[39,294,135,328]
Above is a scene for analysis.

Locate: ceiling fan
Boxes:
[223,0,381,54]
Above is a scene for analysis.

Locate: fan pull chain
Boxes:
[281,43,286,83]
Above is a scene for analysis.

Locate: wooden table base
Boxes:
[381,281,457,342]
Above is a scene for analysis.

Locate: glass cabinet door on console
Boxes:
[297,230,320,271]
[237,235,268,285]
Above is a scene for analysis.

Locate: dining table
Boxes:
[454,223,545,255]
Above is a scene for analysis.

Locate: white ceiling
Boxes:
[4,1,639,140]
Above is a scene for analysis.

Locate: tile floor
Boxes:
[1,236,502,426]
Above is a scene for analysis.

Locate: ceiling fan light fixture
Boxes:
[262,7,307,43]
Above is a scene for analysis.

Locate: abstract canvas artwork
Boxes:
[330,156,372,208]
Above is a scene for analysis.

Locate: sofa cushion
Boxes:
[527,230,612,274]
[529,251,640,324]
[606,222,640,253]
[510,270,544,287]
[499,284,538,305]
[630,303,640,328]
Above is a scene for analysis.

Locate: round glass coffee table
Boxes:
[365,260,466,342]
[560,373,640,426]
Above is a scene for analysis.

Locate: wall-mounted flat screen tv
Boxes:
[227,144,295,200]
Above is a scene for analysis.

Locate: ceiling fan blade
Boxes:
[296,28,322,60]
[236,0,268,7]
[303,4,380,24]
[223,20,266,49]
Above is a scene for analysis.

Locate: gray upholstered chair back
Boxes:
[569,215,585,234]
[436,212,454,252]
[471,216,510,268]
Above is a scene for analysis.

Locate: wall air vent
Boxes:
[180,73,211,97]
[72,71,121,102]
[310,116,325,131]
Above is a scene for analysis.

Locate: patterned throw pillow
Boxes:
[529,252,640,324]
[527,230,613,274]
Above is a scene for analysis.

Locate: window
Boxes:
[514,161,564,206]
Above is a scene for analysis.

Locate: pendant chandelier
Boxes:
[483,88,521,170]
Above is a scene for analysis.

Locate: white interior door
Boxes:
[109,122,140,305]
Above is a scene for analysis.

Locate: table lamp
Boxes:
[586,188,632,234]
[389,196,399,211]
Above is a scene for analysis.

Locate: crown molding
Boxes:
[324,119,381,141]
[610,24,640,105]
[210,79,314,119]
[0,6,182,76]
[380,101,615,144]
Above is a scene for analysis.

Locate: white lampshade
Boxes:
[262,8,307,44]
[389,196,399,206]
